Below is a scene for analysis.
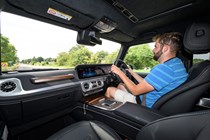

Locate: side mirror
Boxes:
[77,30,102,46]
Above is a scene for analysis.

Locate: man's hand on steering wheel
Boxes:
[110,59,133,84]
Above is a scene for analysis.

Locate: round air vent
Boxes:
[83,83,90,90]
[0,81,17,93]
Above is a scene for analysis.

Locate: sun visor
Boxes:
[184,22,210,54]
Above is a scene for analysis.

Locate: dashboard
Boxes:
[0,65,111,129]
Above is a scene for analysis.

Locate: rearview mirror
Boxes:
[77,30,102,46]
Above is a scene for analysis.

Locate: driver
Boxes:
[105,32,188,108]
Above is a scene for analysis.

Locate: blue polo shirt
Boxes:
[142,57,188,108]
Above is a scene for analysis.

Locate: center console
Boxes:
[115,102,166,125]
[71,100,166,139]
[73,64,166,139]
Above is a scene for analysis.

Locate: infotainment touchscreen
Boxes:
[78,67,97,79]
[76,64,111,79]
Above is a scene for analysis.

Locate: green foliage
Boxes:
[67,45,92,66]
[56,52,69,66]
[55,45,119,66]
[19,43,157,70]
[104,50,119,64]
[1,35,18,64]
[45,57,55,63]
[21,56,55,65]
[37,57,44,63]
[90,51,109,64]
[21,59,31,64]
[124,44,158,69]
[193,58,204,64]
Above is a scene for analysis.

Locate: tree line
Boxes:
[24,44,157,69]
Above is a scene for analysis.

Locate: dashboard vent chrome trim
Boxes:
[81,78,105,96]
[0,78,23,95]
[0,81,16,93]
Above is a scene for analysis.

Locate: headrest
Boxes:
[184,22,210,54]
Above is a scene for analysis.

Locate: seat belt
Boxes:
[136,95,141,104]
[141,94,146,106]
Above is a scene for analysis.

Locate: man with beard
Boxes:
[105,32,188,108]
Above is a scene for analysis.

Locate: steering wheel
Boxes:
[110,59,132,83]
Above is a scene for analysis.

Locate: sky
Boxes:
[1,12,121,60]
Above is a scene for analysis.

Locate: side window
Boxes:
[193,53,210,64]
[124,43,158,73]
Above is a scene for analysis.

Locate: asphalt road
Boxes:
[17,64,53,70]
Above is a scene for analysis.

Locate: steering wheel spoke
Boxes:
[111,59,132,83]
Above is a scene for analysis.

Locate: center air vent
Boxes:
[81,78,104,96]
[0,81,16,93]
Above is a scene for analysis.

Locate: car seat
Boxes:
[152,22,210,115]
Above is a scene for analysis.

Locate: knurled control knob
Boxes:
[97,80,102,86]
[83,83,89,89]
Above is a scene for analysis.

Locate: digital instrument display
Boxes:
[76,65,111,79]
[78,67,97,78]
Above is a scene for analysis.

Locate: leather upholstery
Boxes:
[136,110,210,140]
[152,60,210,115]
[115,102,165,125]
[48,110,210,140]
[47,121,121,140]
[184,22,210,53]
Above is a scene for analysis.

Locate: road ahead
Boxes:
[17,64,55,70]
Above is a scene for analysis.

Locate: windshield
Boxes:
[0,12,120,72]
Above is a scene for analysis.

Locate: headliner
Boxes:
[1,0,210,45]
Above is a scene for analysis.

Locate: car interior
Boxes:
[0,0,210,140]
